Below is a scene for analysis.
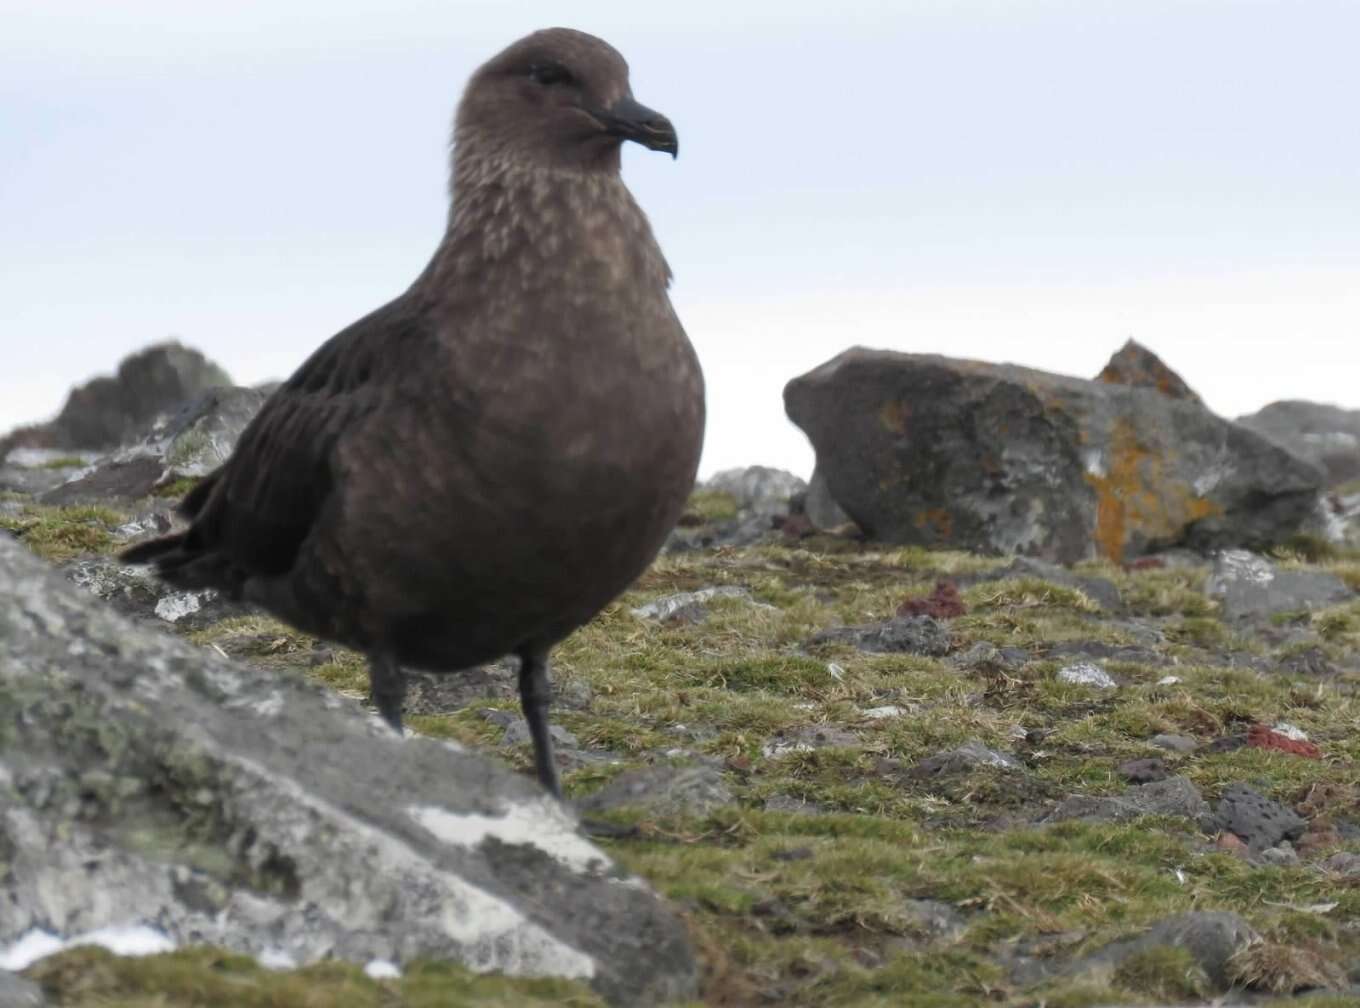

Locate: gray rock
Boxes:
[0,342,233,459]
[955,641,1031,671]
[1259,844,1300,867]
[1056,663,1117,689]
[1212,783,1306,851]
[578,765,735,818]
[0,536,696,1005]
[1205,549,1352,621]
[44,386,267,506]
[703,466,806,518]
[804,465,853,530]
[910,740,1022,777]
[1150,733,1199,754]
[1320,852,1360,876]
[811,614,953,656]
[631,586,763,622]
[1237,399,1360,488]
[1078,911,1260,991]
[1045,776,1207,825]
[60,555,247,630]
[784,348,1324,563]
[0,971,45,1007]
[900,899,967,943]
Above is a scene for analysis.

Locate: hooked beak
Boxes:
[598,96,679,158]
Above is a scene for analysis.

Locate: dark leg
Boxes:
[368,653,406,734]
[516,648,562,799]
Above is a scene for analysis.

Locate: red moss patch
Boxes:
[897,580,967,619]
[1246,724,1321,759]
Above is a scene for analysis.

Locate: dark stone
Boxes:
[1237,400,1360,488]
[784,348,1324,563]
[1117,757,1169,783]
[1044,776,1207,825]
[1212,782,1306,851]
[810,614,953,656]
[1095,338,1203,404]
[0,342,231,458]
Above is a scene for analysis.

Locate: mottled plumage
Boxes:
[122,28,704,798]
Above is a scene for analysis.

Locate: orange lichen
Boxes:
[1082,417,1222,563]
[878,400,910,435]
[913,508,953,539]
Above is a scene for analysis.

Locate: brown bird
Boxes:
[121,28,704,800]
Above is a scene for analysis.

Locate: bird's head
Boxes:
[454,28,678,173]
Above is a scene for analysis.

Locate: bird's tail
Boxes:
[120,533,243,596]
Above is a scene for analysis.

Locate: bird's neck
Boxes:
[415,152,671,299]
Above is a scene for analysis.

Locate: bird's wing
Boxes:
[180,294,429,580]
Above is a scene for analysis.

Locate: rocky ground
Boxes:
[3,461,1360,1007]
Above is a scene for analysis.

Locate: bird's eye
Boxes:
[528,63,574,87]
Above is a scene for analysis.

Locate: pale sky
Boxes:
[3,0,1357,477]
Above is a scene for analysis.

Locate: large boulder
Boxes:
[784,348,1324,564]
[0,537,696,1005]
[1236,400,1360,489]
[0,343,232,460]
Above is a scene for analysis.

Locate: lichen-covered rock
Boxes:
[0,537,696,1005]
[0,969,45,1007]
[1078,911,1260,992]
[810,614,953,656]
[0,342,232,459]
[1237,399,1360,488]
[1095,338,1204,404]
[578,765,735,818]
[60,555,246,630]
[1205,549,1352,621]
[784,348,1324,563]
[44,387,267,506]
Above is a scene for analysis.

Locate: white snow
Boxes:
[0,924,175,972]
[409,799,608,876]
[364,959,402,979]
[1157,675,1182,686]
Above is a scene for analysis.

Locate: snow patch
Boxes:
[364,958,401,979]
[0,924,174,971]
[258,947,297,969]
[409,800,608,876]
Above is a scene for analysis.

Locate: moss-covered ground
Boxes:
[7,499,1360,1007]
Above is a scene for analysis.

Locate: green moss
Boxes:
[1112,944,1210,1000]
[130,534,1360,1005]
[0,503,126,561]
[24,946,603,1007]
[154,475,201,498]
[683,488,740,522]
[39,455,88,469]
